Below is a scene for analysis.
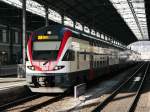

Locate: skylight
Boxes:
[109,0,148,40]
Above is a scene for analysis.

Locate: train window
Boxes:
[98,42,100,47]
[99,61,101,67]
[62,50,75,61]
[32,50,58,60]
[93,61,95,68]
[18,32,22,44]
[103,61,105,64]
[0,30,2,42]
[94,61,97,68]
[6,30,9,43]
[15,32,19,44]
[97,61,99,68]
[11,30,16,43]
[84,50,86,61]
[100,61,102,66]
[95,42,97,47]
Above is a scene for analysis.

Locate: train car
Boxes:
[26,25,134,93]
[119,49,141,62]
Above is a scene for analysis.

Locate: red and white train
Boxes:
[26,25,137,93]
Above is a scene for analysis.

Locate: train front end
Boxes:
[26,26,72,93]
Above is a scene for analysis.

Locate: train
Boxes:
[119,49,141,61]
[26,25,139,93]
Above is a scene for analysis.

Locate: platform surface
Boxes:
[0,77,26,90]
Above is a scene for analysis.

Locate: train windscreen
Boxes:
[32,41,61,60]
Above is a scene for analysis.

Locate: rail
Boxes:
[0,94,40,111]
[0,89,71,111]
[92,62,146,112]
[127,62,149,112]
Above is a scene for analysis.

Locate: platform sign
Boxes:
[74,83,86,98]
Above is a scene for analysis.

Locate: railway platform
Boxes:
[0,77,28,107]
[0,77,26,90]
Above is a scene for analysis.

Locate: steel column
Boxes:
[61,14,64,25]
[73,20,76,29]
[7,26,12,64]
[22,0,26,65]
[82,25,84,32]
[45,6,49,27]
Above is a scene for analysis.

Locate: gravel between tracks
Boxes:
[6,96,54,112]
[134,76,150,112]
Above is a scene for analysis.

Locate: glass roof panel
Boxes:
[48,9,61,23]
[64,16,73,27]
[84,26,90,33]
[75,22,83,31]
[109,0,148,40]
[26,0,45,17]
[2,0,22,8]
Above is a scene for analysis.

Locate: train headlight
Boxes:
[27,66,35,70]
[39,77,44,82]
[54,66,58,70]
[53,66,64,70]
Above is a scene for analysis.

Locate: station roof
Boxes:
[145,0,150,41]
[0,0,149,45]
[35,0,138,45]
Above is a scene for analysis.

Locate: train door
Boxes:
[89,41,94,80]
[90,54,93,69]
[90,41,94,69]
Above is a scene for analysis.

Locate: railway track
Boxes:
[0,93,40,111]
[0,89,70,112]
[92,62,149,112]
[59,64,142,112]
[0,63,147,112]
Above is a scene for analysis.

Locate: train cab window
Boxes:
[62,50,75,61]
[32,50,58,60]
[97,61,99,68]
